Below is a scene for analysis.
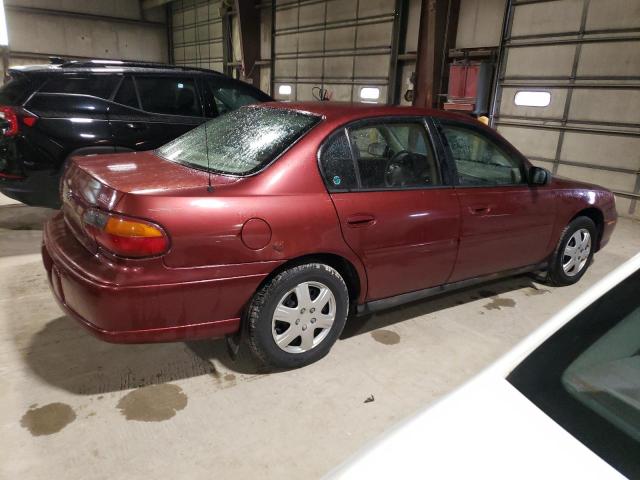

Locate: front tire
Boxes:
[547,216,597,286]
[247,263,349,369]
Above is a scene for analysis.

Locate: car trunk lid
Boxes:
[61,150,239,254]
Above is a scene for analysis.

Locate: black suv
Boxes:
[0,60,271,207]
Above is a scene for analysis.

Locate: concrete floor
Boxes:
[1,197,639,480]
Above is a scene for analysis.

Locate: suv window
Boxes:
[348,121,440,189]
[113,77,139,109]
[135,76,201,117]
[0,76,41,105]
[39,75,119,99]
[441,122,524,186]
[508,269,640,479]
[319,130,358,191]
[208,80,263,115]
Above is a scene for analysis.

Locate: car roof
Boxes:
[260,100,480,125]
[9,60,225,77]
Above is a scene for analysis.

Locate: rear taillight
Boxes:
[0,106,18,136]
[0,106,38,136]
[83,209,169,258]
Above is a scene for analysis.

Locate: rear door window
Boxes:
[319,130,358,191]
[347,121,441,189]
[0,76,41,105]
[135,76,202,117]
[207,79,264,115]
[113,76,140,109]
[39,75,119,99]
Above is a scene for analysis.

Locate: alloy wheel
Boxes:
[271,281,336,354]
[562,228,592,277]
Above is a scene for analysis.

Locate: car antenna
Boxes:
[193,10,214,193]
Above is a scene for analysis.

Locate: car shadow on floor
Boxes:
[22,315,261,395]
[0,204,55,230]
[22,274,544,394]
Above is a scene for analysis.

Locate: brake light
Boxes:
[0,106,38,136]
[22,114,37,127]
[0,106,18,136]
[83,209,169,258]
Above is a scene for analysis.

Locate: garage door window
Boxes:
[135,76,202,117]
[441,123,525,186]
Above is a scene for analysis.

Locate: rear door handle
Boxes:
[346,214,376,227]
[468,205,492,215]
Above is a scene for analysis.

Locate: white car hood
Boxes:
[328,376,625,479]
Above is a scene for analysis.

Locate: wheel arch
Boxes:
[571,207,604,250]
[261,253,363,307]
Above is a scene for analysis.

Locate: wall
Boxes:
[4,0,168,68]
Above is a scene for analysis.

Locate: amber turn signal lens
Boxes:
[83,209,169,258]
[104,217,164,238]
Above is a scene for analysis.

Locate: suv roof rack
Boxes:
[58,59,224,75]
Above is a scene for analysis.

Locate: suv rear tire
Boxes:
[246,263,349,369]
[547,216,597,286]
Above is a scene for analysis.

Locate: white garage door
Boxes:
[272,0,397,103]
[492,0,640,218]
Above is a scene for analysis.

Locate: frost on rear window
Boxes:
[156,107,320,175]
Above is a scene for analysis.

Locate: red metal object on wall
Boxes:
[444,62,480,112]
[444,61,493,115]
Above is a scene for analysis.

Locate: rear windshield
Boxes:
[0,76,38,105]
[156,106,320,175]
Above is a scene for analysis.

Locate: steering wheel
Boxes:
[384,150,414,187]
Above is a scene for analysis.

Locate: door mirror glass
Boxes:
[529,166,550,185]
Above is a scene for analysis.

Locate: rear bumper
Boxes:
[42,212,274,343]
[0,169,60,207]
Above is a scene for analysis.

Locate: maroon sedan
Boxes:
[42,102,617,368]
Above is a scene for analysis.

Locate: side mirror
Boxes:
[367,142,387,157]
[529,166,550,186]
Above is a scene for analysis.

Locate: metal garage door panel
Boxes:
[561,133,640,172]
[326,0,357,21]
[497,125,561,161]
[577,41,640,77]
[511,0,583,36]
[355,54,391,78]
[569,89,640,125]
[586,0,640,30]
[557,164,637,193]
[504,45,575,77]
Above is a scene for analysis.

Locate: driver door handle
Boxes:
[468,205,492,215]
[346,214,376,227]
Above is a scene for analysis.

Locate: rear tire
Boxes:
[246,263,349,369]
[546,216,597,286]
